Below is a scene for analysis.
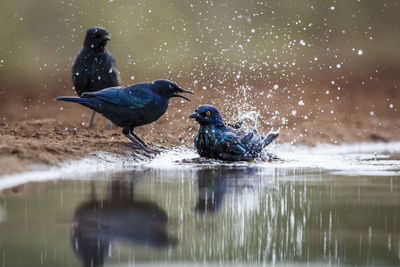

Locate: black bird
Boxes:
[56,80,193,152]
[72,27,120,128]
[189,105,278,161]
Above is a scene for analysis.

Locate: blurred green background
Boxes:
[1,0,399,87]
[0,0,399,132]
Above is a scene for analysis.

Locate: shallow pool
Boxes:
[0,143,399,266]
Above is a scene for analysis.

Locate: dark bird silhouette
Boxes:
[195,168,260,215]
[72,27,120,128]
[195,169,227,214]
[57,80,193,152]
[72,178,175,267]
[189,105,278,161]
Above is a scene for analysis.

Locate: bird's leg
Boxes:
[88,110,96,128]
[130,129,161,153]
[129,129,150,148]
[122,127,153,153]
[106,120,113,130]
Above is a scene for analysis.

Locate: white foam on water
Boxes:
[0,142,399,191]
[145,146,198,169]
[270,142,400,175]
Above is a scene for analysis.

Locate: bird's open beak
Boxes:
[174,89,194,101]
[189,112,200,119]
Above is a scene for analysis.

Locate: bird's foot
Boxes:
[149,147,162,153]
[129,143,160,154]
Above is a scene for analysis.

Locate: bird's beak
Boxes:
[104,35,111,41]
[174,89,194,101]
[189,112,200,119]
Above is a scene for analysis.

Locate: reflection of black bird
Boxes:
[57,80,193,152]
[71,178,175,267]
[195,168,260,215]
[195,169,227,214]
[190,105,278,161]
[72,27,120,128]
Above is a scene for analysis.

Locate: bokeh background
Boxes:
[0,0,399,144]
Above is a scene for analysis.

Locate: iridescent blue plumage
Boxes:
[56,80,193,152]
[190,105,278,161]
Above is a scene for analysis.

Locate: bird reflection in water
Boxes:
[71,175,175,267]
[195,168,258,215]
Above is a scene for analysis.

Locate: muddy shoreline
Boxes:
[0,115,398,176]
[1,72,399,175]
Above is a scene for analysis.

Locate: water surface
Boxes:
[0,143,399,266]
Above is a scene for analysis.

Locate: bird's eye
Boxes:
[206,110,211,116]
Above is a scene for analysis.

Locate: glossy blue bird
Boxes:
[189,105,278,161]
[56,80,193,152]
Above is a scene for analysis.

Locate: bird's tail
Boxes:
[263,129,279,146]
[55,96,90,104]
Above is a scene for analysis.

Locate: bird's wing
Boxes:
[82,85,155,109]
[221,132,247,155]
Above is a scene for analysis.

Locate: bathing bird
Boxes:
[189,105,278,161]
[57,80,193,152]
[72,27,120,128]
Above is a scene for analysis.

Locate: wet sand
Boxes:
[0,70,399,175]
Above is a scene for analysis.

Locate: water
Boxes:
[0,143,399,266]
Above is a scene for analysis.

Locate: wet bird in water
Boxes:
[72,27,120,128]
[57,80,193,152]
[189,105,278,161]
